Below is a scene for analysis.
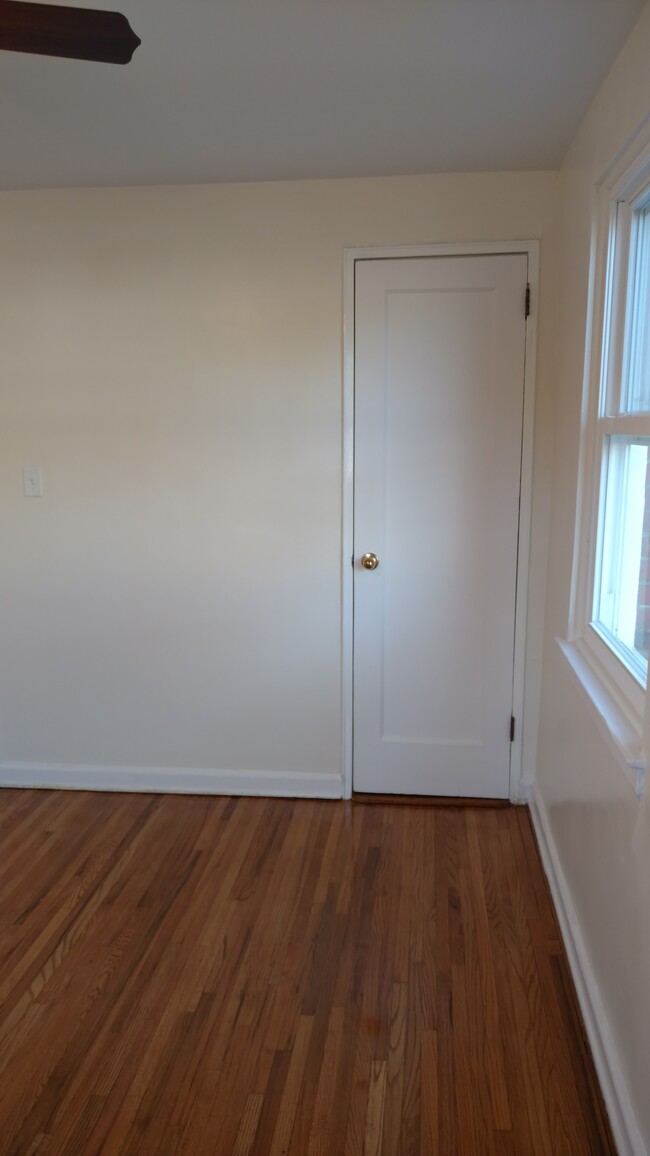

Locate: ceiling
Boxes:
[0,0,645,190]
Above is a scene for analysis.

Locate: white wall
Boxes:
[0,172,558,794]
[534,4,650,1152]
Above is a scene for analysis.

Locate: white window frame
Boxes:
[571,132,650,797]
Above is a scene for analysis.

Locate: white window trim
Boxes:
[569,127,650,800]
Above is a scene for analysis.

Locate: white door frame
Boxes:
[341,241,540,801]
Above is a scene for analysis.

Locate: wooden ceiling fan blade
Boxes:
[0,0,141,63]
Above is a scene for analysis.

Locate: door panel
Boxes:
[353,254,527,797]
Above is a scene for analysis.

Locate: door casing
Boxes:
[341,241,540,801]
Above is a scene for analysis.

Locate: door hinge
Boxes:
[510,715,516,742]
[524,283,531,319]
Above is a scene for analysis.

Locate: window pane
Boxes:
[594,435,650,684]
[622,203,650,413]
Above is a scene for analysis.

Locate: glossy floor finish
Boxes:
[0,791,614,1155]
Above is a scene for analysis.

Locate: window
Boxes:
[594,434,650,683]
[580,150,650,718]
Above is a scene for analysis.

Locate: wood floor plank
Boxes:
[248,1048,292,1156]
[434,970,458,1156]
[364,1060,388,1156]
[0,791,617,1156]
[465,810,512,1131]
[420,1028,439,1156]
[306,1005,345,1156]
[269,1013,314,1155]
[480,810,538,1151]
[401,962,424,1155]
[233,1094,264,1156]
[379,982,406,1156]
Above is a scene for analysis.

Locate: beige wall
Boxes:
[0,172,558,787]
[536,4,650,1150]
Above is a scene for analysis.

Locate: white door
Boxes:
[353,253,528,797]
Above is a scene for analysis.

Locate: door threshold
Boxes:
[352,791,511,808]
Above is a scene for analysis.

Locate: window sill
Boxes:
[557,638,645,799]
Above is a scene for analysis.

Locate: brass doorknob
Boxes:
[361,552,379,570]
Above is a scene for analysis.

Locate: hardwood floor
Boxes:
[0,790,615,1155]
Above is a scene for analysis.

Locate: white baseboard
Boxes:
[0,762,343,800]
[529,785,647,1156]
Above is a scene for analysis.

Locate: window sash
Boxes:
[592,434,650,687]
[621,202,650,414]
[583,186,650,697]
